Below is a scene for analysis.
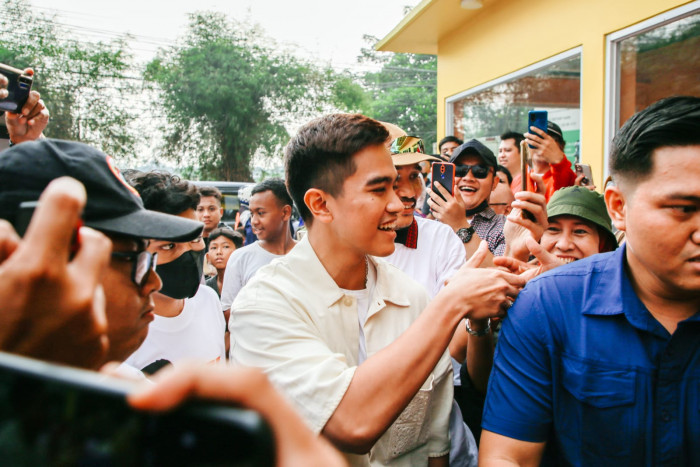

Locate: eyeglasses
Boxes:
[390,136,426,155]
[455,164,491,179]
[111,250,157,288]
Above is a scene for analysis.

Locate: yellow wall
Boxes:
[437,0,693,185]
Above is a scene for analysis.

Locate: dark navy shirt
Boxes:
[482,245,700,466]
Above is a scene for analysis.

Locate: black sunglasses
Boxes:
[111,250,157,288]
[455,164,491,179]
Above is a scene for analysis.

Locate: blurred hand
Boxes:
[128,363,347,467]
[494,237,564,283]
[504,186,548,261]
[442,241,526,320]
[525,126,564,165]
[427,181,468,231]
[5,69,50,144]
[574,174,597,191]
[0,73,8,100]
[0,177,111,368]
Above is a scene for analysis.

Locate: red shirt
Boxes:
[510,157,576,201]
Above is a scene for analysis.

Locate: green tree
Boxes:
[148,12,360,181]
[359,35,437,151]
[0,0,140,159]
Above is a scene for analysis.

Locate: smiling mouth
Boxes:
[557,256,577,264]
[459,186,477,194]
[378,221,399,231]
[401,197,416,210]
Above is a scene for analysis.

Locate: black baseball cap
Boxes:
[0,139,203,242]
[449,138,498,169]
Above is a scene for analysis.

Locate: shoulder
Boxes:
[191,284,223,309]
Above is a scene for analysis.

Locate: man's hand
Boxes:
[443,241,525,320]
[504,187,548,262]
[427,181,468,231]
[128,363,347,467]
[0,177,111,369]
[574,174,597,191]
[4,69,49,144]
[525,126,564,165]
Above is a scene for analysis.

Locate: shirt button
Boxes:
[343,296,353,306]
[661,410,671,422]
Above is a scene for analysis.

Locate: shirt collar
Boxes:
[474,206,497,220]
[394,217,418,249]
[287,236,411,309]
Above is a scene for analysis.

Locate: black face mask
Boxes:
[156,249,205,299]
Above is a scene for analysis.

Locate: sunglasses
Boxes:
[455,164,491,179]
[111,250,157,288]
[390,136,425,155]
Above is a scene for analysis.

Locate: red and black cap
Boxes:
[0,139,202,242]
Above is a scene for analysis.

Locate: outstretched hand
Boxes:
[494,236,564,282]
[4,69,50,144]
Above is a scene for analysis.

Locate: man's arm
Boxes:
[323,252,523,453]
[479,430,545,466]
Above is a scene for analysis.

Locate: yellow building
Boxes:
[378,0,699,185]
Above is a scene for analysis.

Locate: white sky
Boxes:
[28,0,418,70]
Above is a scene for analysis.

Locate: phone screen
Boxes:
[0,352,274,466]
[431,162,455,201]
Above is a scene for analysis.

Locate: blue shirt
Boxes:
[482,245,700,466]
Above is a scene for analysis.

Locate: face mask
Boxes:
[156,249,205,299]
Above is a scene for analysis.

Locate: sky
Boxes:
[28,0,418,70]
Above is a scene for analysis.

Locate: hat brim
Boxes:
[391,152,441,166]
[86,209,203,242]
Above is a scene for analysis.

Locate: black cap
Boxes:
[0,139,203,242]
[547,121,565,148]
[449,139,498,168]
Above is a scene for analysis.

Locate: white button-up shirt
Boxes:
[230,236,453,466]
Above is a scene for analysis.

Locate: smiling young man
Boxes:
[220,178,296,314]
[230,114,525,466]
[195,186,226,248]
[480,96,700,466]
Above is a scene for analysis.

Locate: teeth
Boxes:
[378,222,398,231]
[459,187,476,193]
[558,257,576,264]
[403,204,414,209]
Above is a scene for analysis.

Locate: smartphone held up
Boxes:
[0,64,33,113]
[431,162,455,201]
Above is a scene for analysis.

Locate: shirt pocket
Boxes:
[385,373,435,461]
[559,355,637,460]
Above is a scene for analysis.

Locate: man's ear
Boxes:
[605,185,627,232]
[281,204,292,222]
[304,188,333,224]
[219,207,224,216]
[490,174,500,192]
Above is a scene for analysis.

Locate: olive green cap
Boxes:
[547,186,616,244]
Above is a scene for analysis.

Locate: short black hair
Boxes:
[127,171,200,215]
[198,186,223,204]
[251,178,293,208]
[285,113,389,224]
[439,136,463,151]
[547,122,566,151]
[496,165,513,185]
[499,131,524,150]
[209,227,244,249]
[610,96,700,183]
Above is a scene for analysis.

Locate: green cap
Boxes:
[547,186,616,244]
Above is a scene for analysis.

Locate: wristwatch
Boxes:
[466,318,491,337]
[456,226,475,244]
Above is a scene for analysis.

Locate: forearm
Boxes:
[449,320,469,363]
[322,294,463,452]
[465,319,494,394]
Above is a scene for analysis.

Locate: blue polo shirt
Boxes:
[482,245,700,466]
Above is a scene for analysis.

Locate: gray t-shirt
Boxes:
[220,242,284,311]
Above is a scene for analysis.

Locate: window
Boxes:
[605,3,700,171]
[446,49,581,162]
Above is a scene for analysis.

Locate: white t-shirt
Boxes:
[125,285,226,371]
[339,260,377,364]
[220,242,285,311]
[385,216,465,299]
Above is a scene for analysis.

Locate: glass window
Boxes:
[616,11,700,128]
[447,52,581,162]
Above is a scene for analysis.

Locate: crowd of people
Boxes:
[1,67,699,466]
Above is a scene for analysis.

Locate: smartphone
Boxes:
[0,64,33,113]
[527,110,548,148]
[575,163,594,187]
[431,162,455,201]
[0,351,275,466]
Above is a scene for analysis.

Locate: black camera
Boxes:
[0,64,33,113]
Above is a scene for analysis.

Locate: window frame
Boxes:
[604,1,700,179]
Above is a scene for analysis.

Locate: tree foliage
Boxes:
[147,12,363,181]
[0,0,139,159]
[359,35,437,151]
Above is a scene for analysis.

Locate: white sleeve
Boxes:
[220,250,245,311]
[436,227,466,295]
